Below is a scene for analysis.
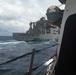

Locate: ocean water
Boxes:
[0,40,57,75]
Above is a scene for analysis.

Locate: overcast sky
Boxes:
[0,0,62,36]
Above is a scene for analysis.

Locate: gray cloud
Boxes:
[0,15,18,21]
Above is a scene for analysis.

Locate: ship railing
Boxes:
[0,43,58,75]
[25,44,58,75]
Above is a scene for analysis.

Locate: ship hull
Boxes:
[13,27,59,42]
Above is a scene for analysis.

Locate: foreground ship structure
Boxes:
[47,0,76,75]
[13,6,63,42]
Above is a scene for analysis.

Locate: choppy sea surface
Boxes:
[0,39,57,75]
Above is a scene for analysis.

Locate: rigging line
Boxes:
[0,43,58,65]
[0,52,31,65]
[36,43,58,53]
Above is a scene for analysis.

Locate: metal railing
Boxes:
[0,43,58,75]
[25,44,58,75]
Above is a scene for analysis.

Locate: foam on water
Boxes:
[0,40,23,45]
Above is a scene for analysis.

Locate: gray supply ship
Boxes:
[13,6,63,42]
[13,21,60,42]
